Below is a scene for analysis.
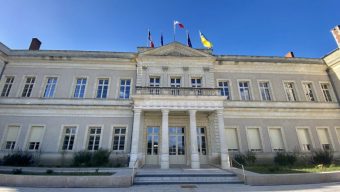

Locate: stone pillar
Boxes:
[160,109,169,169]
[129,109,142,168]
[217,109,230,169]
[189,110,200,169]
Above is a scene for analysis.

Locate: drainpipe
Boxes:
[0,61,8,81]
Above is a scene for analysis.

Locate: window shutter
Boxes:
[6,126,19,141]
[317,129,330,145]
[247,128,262,150]
[297,129,310,144]
[225,128,239,150]
[29,126,44,142]
[269,128,284,149]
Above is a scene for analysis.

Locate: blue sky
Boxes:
[1,0,339,58]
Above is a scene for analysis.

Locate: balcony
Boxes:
[135,87,221,96]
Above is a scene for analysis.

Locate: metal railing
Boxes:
[131,159,139,184]
[135,86,221,96]
[230,158,247,184]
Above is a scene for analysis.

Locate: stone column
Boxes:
[217,109,230,169]
[160,109,169,169]
[129,109,142,168]
[189,110,200,169]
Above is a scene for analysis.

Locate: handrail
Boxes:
[131,159,138,184]
[230,159,246,184]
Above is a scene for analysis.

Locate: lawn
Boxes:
[245,164,340,174]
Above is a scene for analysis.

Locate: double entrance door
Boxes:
[145,126,207,165]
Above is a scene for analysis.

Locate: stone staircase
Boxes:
[133,168,243,185]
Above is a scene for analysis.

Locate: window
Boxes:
[74,78,87,98]
[239,81,251,100]
[3,125,20,150]
[113,127,126,151]
[1,76,14,97]
[317,128,332,150]
[61,127,77,151]
[259,81,272,101]
[269,128,285,152]
[197,128,206,155]
[302,82,316,101]
[21,77,35,97]
[28,126,44,151]
[149,77,160,95]
[284,82,297,101]
[225,128,239,152]
[119,79,131,99]
[297,128,312,151]
[320,83,333,102]
[87,127,101,151]
[191,78,202,95]
[43,77,57,98]
[147,127,159,155]
[96,79,109,98]
[170,77,181,95]
[218,81,230,99]
[247,128,262,152]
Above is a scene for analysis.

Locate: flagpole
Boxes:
[173,21,176,42]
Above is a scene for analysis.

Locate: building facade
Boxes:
[0,35,339,168]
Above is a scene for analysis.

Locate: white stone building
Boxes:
[0,29,339,168]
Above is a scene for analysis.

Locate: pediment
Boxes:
[138,42,213,58]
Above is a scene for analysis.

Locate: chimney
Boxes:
[331,25,340,48]
[285,51,295,58]
[29,38,41,50]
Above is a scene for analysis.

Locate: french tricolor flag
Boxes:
[174,20,185,29]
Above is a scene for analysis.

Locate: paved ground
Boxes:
[1,182,340,192]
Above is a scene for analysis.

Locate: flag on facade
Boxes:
[187,32,192,48]
[199,31,213,49]
[174,20,185,29]
[161,33,164,46]
[148,30,155,48]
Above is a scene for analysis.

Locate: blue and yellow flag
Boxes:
[199,31,213,49]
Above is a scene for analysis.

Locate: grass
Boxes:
[245,164,340,174]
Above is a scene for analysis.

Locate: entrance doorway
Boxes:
[197,127,208,164]
[169,127,186,164]
[145,127,159,165]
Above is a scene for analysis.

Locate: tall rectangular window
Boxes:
[28,126,44,151]
[320,83,333,102]
[218,81,230,99]
[191,78,202,95]
[302,82,316,101]
[96,79,109,98]
[119,79,131,99]
[259,81,272,101]
[74,78,87,98]
[284,82,297,101]
[149,77,160,95]
[225,128,239,152]
[147,127,159,155]
[113,127,126,151]
[3,125,20,150]
[297,128,312,152]
[317,128,332,150]
[269,128,285,152]
[87,127,101,151]
[239,81,251,100]
[43,77,57,98]
[21,77,35,97]
[247,128,262,152]
[170,77,181,95]
[61,127,77,151]
[1,76,14,97]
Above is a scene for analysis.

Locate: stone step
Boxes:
[136,173,236,177]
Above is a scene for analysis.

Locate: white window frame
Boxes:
[1,124,21,150]
[25,124,46,151]
[73,77,88,98]
[149,76,160,87]
[217,79,233,100]
[301,81,318,102]
[42,76,58,98]
[237,80,253,101]
[316,127,334,151]
[225,126,242,152]
[257,80,274,101]
[112,127,127,152]
[283,81,299,102]
[1,76,15,97]
[95,78,110,99]
[21,76,36,97]
[267,127,287,152]
[119,79,132,99]
[59,125,78,151]
[245,126,264,152]
[85,125,103,151]
[295,127,315,152]
[319,81,334,102]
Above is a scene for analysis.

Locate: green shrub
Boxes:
[3,151,34,166]
[12,168,22,174]
[274,152,297,166]
[233,151,257,166]
[46,169,54,174]
[268,166,281,173]
[73,149,111,167]
[245,151,256,165]
[233,153,247,165]
[311,149,333,165]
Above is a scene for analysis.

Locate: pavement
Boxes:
[1,182,340,192]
